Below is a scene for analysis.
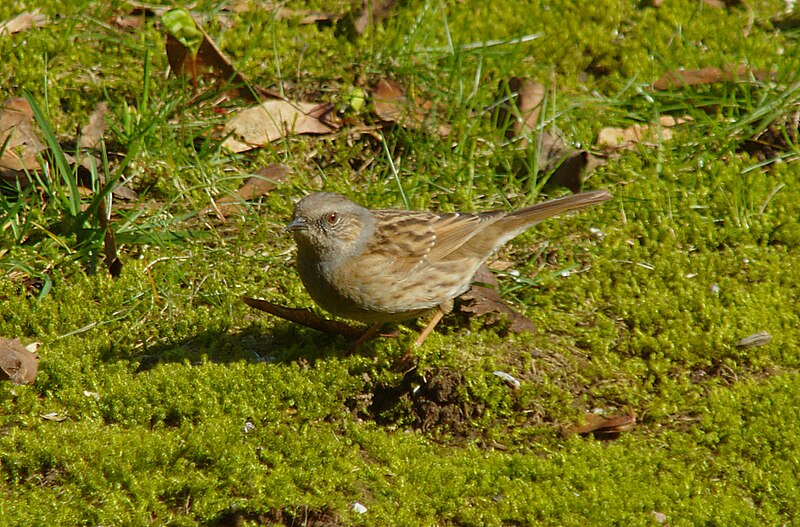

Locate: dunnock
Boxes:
[285,189,612,347]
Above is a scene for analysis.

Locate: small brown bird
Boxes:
[285,190,612,347]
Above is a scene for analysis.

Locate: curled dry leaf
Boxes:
[0,338,39,385]
[203,163,290,217]
[566,407,636,440]
[0,97,46,181]
[241,296,365,340]
[736,331,772,349]
[78,102,109,150]
[495,78,596,193]
[653,64,775,90]
[163,9,278,102]
[0,8,47,35]
[740,111,800,163]
[352,0,397,35]
[373,78,451,136]
[221,101,339,153]
[457,263,536,334]
[597,115,690,150]
[260,5,340,25]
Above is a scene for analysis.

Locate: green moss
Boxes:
[2,0,800,524]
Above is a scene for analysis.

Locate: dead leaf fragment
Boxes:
[653,64,773,90]
[457,264,536,334]
[0,9,47,35]
[373,78,450,136]
[221,101,339,153]
[736,331,771,348]
[494,78,597,193]
[597,116,689,150]
[566,407,636,440]
[352,0,397,35]
[497,77,546,140]
[0,97,46,175]
[78,102,109,150]
[164,11,278,102]
[0,338,39,385]
[204,163,290,216]
[41,412,68,422]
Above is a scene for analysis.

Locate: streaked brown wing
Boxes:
[365,210,438,275]
[365,209,507,274]
[425,210,506,262]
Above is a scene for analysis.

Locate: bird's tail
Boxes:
[508,189,613,225]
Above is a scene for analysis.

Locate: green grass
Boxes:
[2,0,800,524]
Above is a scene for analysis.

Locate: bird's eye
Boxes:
[325,212,338,224]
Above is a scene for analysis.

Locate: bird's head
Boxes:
[285,192,373,260]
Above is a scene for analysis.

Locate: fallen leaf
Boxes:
[163,9,279,102]
[0,97,46,184]
[241,296,365,340]
[40,412,67,422]
[497,77,546,140]
[740,111,799,163]
[221,101,339,153]
[736,331,771,349]
[653,64,774,90]
[0,337,39,385]
[495,78,596,192]
[492,371,521,389]
[98,198,122,277]
[204,163,290,216]
[0,9,47,35]
[78,102,109,150]
[597,115,689,150]
[566,407,636,440]
[373,78,450,136]
[456,263,536,334]
[352,0,397,35]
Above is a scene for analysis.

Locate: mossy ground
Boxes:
[2,0,799,525]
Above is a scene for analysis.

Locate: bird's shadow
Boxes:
[99,320,364,373]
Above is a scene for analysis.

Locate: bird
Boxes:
[285,189,612,348]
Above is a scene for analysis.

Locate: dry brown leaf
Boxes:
[497,77,546,140]
[352,0,397,35]
[740,111,799,163]
[0,98,45,172]
[495,78,595,193]
[566,407,636,440]
[0,97,47,185]
[164,15,278,102]
[78,102,109,150]
[0,338,39,385]
[0,9,47,35]
[597,115,689,150]
[373,79,450,136]
[221,101,339,153]
[653,64,773,90]
[241,296,365,340]
[457,263,536,334]
[41,412,68,422]
[204,163,290,217]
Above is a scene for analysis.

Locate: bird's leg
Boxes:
[347,321,383,354]
[413,306,446,347]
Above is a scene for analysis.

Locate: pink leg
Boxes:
[413,307,445,347]
[347,322,383,354]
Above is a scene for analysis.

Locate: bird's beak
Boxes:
[284,217,308,233]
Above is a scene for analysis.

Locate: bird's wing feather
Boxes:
[365,209,506,275]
